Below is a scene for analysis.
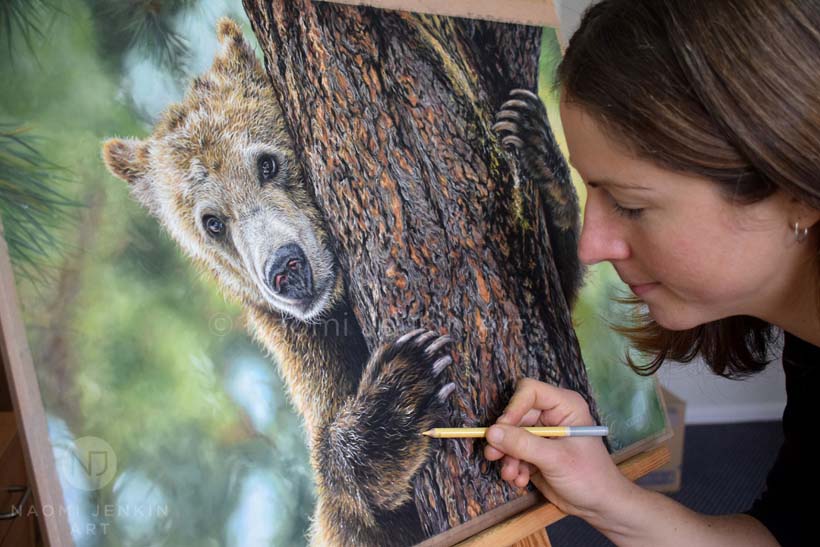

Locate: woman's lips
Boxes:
[629,282,660,297]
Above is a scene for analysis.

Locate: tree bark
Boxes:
[244,0,597,538]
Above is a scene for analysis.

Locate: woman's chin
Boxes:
[647,305,704,331]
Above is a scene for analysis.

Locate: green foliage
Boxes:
[0,0,58,54]
[85,0,197,75]
[0,123,78,285]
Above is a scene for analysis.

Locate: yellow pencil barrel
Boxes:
[422,426,608,438]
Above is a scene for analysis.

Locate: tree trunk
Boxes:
[244,0,597,538]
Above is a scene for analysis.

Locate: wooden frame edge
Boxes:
[317,0,561,28]
[0,215,74,546]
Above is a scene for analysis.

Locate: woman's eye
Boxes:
[611,201,644,219]
[596,186,644,220]
[203,214,226,237]
[258,154,277,183]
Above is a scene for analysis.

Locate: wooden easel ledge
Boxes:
[459,445,671,546]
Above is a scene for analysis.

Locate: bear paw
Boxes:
[361,328,457,440]
[321,328,455,512]
[493,88,572,190]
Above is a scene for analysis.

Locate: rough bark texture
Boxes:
[243,0,597,538]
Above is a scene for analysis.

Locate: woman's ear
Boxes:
[791,199,820,231]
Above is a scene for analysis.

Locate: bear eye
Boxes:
[202,214,226,238]
[258,154,277,183]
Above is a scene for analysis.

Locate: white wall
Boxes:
[657,357,785,425]
[554,0,595,46]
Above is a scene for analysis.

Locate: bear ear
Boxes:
[102,138,149,184]
[214,17,263,76]
[102,138,160,215]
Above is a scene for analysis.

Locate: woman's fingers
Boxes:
[487,407,545,462]
[502,379,594,427]
[486,423,550,469]
[498,455,533,488]
[501,455,521,482]
[484,444,505,461]
[517,408,543,426]
[501,379,567,423]
[488,379,595,487]
[514,465,531,488]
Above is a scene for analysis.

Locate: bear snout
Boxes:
[267,243,314,301]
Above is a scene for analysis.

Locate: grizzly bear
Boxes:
[102,18,456,546]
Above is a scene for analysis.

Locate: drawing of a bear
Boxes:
[102,18,456,546]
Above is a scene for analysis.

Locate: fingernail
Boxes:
[487,426,504,444]
[497,413,508,424]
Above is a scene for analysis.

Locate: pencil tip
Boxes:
[422,430,432,437]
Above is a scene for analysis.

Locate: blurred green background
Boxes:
[0,2,663,545]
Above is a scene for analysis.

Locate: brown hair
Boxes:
[556,0,820,377]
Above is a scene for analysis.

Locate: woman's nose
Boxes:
[577,197,630,266]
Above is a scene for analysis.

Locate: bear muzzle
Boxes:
[266,242,314,302]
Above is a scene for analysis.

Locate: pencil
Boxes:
[422,426,609,439]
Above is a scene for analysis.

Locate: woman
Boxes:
[484,1,819,545]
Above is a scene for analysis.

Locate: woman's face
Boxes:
[560,100,811,331]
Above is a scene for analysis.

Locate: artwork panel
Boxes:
[0,0,666,545]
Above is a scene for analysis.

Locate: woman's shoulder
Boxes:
[783,331,820,369]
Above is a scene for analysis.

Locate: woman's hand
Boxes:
[484,378,633,521]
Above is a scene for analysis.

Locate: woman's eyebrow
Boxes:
[568,157,652,190]
[587,178,652,191]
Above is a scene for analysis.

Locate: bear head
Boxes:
[102,18,341,322]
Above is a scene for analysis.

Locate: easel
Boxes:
[0,220,73,545]
[461,446,670,546]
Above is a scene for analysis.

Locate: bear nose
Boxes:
[267,243,313,300]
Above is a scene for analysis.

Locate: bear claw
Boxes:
[499,98,532,112]
[510,88,540,101]
[415,330,440,345]
[495,109,522,123]
[432,355,452,376]
[395,328,427,346]
[424,334,454,356]
[437,382,457,401]
[491,120,519,134]
[501,135,525,149]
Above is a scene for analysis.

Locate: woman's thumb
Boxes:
[486,424,547,466]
